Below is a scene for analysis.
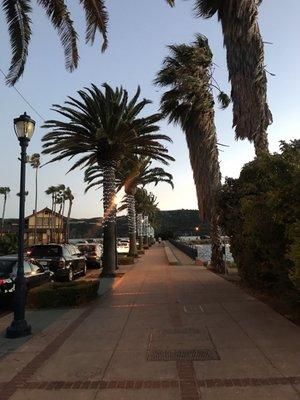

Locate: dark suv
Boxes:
[27,244,87,281]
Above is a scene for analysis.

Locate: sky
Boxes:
[0,0,299,219]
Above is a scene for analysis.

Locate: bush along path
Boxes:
[0,245,299,400]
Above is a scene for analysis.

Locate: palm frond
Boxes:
[79,0,108,51]
[37,0,78,71]
[3,0,32,85]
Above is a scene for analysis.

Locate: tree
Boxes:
[135,188,159,249]
[192,0,272,155]
[64,187,74,243]
[42,83,173,276]
[218,140,300,294]
[3,0,175,86]
[54,184,66,243]
[29,153,40,244]
[85,157,174,255]
[155,34,228,272]
[0,187,10,235]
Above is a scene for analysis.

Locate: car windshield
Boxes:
[30,246,62,257]
[0,259,17,277]
[78,245,96,253]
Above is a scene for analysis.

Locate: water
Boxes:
[178,238,234,263]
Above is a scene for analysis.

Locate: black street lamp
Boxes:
[6,112,35,338]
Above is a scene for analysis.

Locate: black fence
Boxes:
[169,239,197,260]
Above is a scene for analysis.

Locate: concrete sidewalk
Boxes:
[0,244,299,399]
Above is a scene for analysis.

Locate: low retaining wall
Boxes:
[168,239,197,260]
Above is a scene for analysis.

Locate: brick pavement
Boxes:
[0,244,299,400]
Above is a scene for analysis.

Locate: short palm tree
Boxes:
[42,83,173,276]
[85,157,174,256]
[0,187,10,235]
[193,0,272,155]
[3,0,175,86]
[29,153,40,243]
[155,34,227,272]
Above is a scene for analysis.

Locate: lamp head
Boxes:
[14,112,36,141]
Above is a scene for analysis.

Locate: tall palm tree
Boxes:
[3,0,175,86]
[64,187,74,243]
[85,157,174,256]
[45,185,56,242]
[29,153,40,244]
[0,187,10,235]
[155,34,227,272]
[55,184,66,243]
[192,0,272,155]
[42,83,173,276]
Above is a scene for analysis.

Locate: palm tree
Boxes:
[85,157,174,256]
[0,187,10,235]
[42,83,173,276]
[135,188,159,249]
[155,35,227,272]
[192,0,272,155]
[29,153,40,244]
[3,0,175,86]
[64,187,74,243]
[45,185,56,242]
[55,184,66,243]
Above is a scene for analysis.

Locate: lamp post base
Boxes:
[6,319,31,338]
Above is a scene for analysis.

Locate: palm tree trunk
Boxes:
[127,194,137,257]
[1,194,7,235]
[59,200,65,243]
[65,200,73,243]
[56,203,62,244]
[101,164,117,276]
[210,211,225,273]
[137,213,143,251]
[143,215,149,249]
[33,167,38,244]
[218,0,271,154]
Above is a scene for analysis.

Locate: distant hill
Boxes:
[3,209,209,239]
[70,209,209,239]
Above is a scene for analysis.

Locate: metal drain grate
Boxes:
[147,349,220,361]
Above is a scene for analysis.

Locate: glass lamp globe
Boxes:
[14,112,36,140]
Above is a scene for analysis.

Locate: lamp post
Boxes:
[6,112,35,338]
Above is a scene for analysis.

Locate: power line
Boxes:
[0,67,45,122]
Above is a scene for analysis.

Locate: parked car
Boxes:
[117,240,130,254]
[77,243,102,268]
[0,256,52,296]
[27,244,87,281]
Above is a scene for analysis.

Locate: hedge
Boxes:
[27,280,99,308]
[118,255,135,265]
[218,140,300,297]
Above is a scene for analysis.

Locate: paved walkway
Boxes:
[0,244,299,399]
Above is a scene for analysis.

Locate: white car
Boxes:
[117,240,129,254]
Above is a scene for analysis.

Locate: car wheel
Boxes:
[68,269,74,282]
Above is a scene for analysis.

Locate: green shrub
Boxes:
[0,233,18,256]
[218,140,300,295]
[138,249,145,255]
[27,280,99,308]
